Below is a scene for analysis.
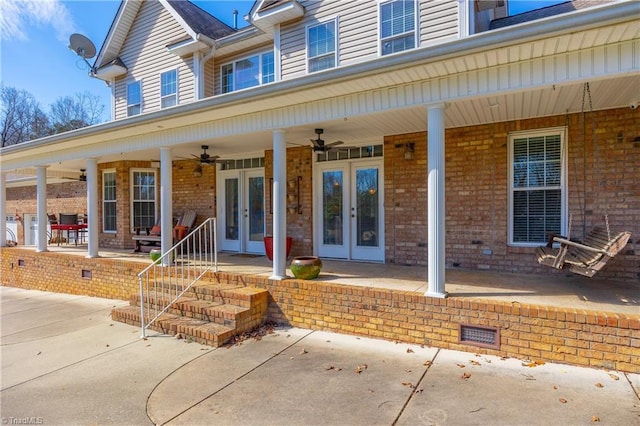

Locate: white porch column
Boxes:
[160,147,173,266]
[426,104,447,298]
[86,158,99,258]
[0,172,6,247]
[271,129,287,280]
[36,166,48,252]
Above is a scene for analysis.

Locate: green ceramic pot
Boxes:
[290,256,322,280]
[149,249,162,263]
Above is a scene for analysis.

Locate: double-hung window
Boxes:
[307,20,337,72]
[131,170,156,230]
[160,69,177,108]
[221,51,275,94]
[509,129,566,245]
[127,81,141,116]
[102,171,116,233]
[380,0,416,56]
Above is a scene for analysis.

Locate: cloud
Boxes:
[0,0,76,43]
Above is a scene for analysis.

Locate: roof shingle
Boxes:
[167,0,237,39]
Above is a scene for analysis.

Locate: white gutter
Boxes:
[1,1,635,158]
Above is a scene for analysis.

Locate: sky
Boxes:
[0,0,565,122]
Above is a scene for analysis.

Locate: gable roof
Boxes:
[490,0,614,30]
[166,0,236,39]
[94,0,236,70]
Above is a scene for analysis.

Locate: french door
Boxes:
[315,160,384,261]
[217,169,265,254]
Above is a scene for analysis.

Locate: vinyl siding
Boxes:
[280,0,460,81]
[203,58,214,98]
[420,0,459,45]
[113,1,195,119]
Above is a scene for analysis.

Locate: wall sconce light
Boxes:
[404,142,415,161]
[193,163,203,177]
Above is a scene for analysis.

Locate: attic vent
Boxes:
[459,324,500,349]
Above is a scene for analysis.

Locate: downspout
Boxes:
[199,42,217,100]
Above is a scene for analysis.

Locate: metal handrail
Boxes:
[138,217,217,338]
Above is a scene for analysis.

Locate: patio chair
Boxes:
[132,210,197,252]
[52,213,81,246]
[535,227,631,277]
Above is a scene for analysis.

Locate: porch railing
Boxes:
[138,217,217,338]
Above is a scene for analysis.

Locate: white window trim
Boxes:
[507,127,568,247]
[129,168,158,232]
[378,0,419,57]
[219,50,274,94]
[102,169,117,234]
[160,68,179,108]
[305,17,339,74]
[126,80,142,116]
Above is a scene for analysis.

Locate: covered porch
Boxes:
[4,244,637,315]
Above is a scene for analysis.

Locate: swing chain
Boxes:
[583,83,611,240]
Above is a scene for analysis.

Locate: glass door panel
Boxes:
[355,168,379,247]
[351,163,383,261]
[317,167,348,258]
[218,175,240,252]
[245,172,265,253]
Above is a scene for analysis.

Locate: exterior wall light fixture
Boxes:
[404,142,415,161]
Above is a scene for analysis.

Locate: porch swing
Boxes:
[535,83,631,277]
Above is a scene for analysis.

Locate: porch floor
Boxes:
[32,244,639,315]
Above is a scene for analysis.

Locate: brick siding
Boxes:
[5,108,638,280]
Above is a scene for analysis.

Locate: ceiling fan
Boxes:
[309,128,352,152]
[191,145,221,165]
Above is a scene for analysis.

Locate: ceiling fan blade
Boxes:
[325,141,344,148]
[310,138,323,148]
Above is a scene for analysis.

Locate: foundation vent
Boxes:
[459,324,500,349]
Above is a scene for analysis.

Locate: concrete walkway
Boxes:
[1,286,639,425]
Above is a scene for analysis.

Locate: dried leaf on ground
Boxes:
[559,398,568,404]
[355,364,368,374]
[423,360,433,367]
[553,385,558,390]
[461,372,471,380]
[608,373,620,381]
[407,348,414,353]
[402,382,415,388]
[591,415,600,422]
[470,360,481,366]
[225,321,278,346]
[522,360,546,368]
[300,348,308,354]
[456,363,466,368]
[595,382,604,388]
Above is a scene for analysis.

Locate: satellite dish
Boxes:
[69,33,97,75]
[69,33,96,59]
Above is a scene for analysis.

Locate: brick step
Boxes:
[130,295,253,328]
[142,281,267,308]
[112,280,270,348]
[111,305,236,347]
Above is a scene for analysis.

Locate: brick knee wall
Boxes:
[2,249,638,373]
[208,271,640,374]
[1,248,140,300]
